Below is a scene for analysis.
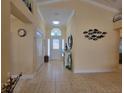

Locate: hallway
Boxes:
[17,61,121,93]
[1,0,122,92]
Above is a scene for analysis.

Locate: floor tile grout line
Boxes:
[17,61,121,93]
[54,61,56,93]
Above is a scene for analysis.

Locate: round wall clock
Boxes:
[18,29,27,37]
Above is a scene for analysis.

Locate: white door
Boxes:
[50,36,62,61]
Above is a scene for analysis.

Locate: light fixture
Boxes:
[52,21,60,25]
[36,32,42,37]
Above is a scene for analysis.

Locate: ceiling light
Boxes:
[52,21,60,25]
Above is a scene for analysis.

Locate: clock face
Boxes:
[18,29,26,37]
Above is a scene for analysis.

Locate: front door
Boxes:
[50,36,62,61]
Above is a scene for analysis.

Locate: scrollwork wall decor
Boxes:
[67,35,73,49]
[83,29,107,41]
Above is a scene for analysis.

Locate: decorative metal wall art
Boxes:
[83,29,107,41]
[66,53,72,70]
[64,43,68,51]
[22,0,32,12]
[67,35,73,49]
[113,12,122,22]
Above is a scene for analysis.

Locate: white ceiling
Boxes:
[36,0,67,5]
[37,0,122,26]
[39,7,74,26]
[37,0,62,2]
[37,0,121,11]
[90,0,122,12]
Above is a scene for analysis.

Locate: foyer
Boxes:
[16,61,121,93]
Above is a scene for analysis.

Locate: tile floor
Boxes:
[16,61,122,93]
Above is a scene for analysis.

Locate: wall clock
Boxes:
[18,29,27,37]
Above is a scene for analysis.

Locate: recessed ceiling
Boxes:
[39,8,74,26]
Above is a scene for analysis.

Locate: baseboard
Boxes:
[13,79,23,93]
[34,62,44,76]
[73,68,116,73]
[11,74,34,79]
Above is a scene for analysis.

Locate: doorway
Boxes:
[119,37,122,64]
[117,28,122,65]
[48,28,64,61]
[50,37,62,60]
[36,31,44,69]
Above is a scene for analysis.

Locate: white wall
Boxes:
[35,31,45,70]
[10,15,34,75]
[1,0,11,83]
[67,1,120,73]
[9,0,46,77]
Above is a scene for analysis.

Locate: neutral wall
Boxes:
[66,14,76,71]
[114,20,122,30]
[67,1,120,73]
[32,1,46,72]
[1,0,11,83]
[10,16,34,75]
[35,30,45,71]
[9,0,46,77]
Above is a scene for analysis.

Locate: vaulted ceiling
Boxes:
[36,0,67,5]
[39,7,74,26]
[88,0,122,12]
[37,0,122,26]
[37,0,121,11]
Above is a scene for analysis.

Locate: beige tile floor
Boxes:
[16,61,122,93]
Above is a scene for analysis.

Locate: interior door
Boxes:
[50,36,62,61]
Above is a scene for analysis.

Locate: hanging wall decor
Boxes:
[83,29,107,41]
[64,43,68,51]
[18,28,27,37]
[22,0,32,12]
[66,53,72,70]
[67,35,73,49]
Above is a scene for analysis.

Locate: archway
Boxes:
[48,28,64,61]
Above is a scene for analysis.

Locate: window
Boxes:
[62,39,64,56]
[48,39,50,56]
[51,28,61,36]
[53,39,59,49]
[62,39,64,50]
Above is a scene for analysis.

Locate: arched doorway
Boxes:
[49,28,63,61]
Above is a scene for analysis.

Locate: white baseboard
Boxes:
[11,74,34,79]
[34,62,44,76]
[73,68,116,73]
